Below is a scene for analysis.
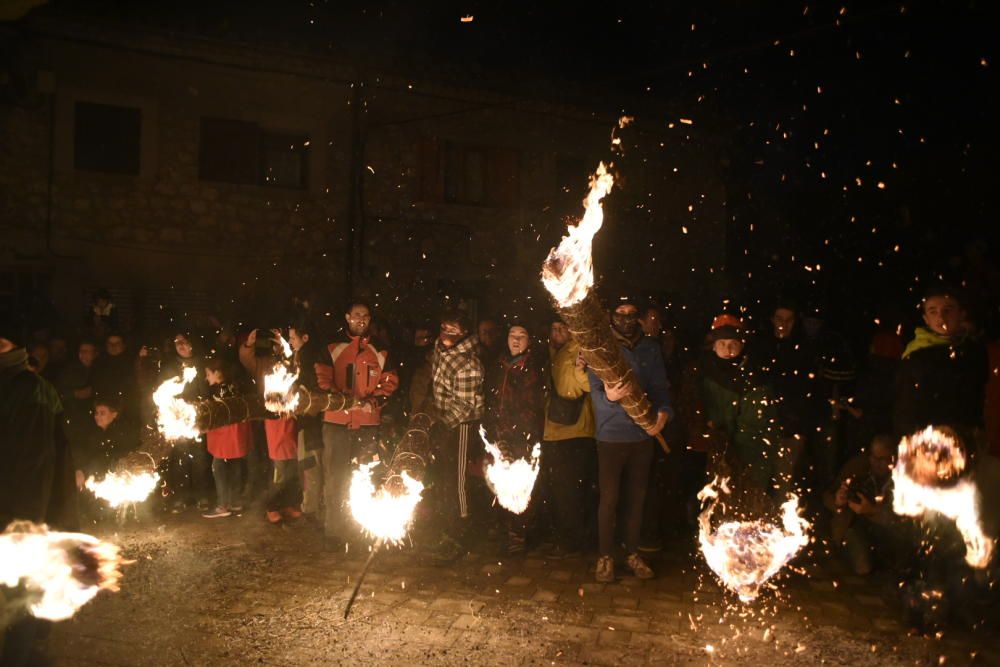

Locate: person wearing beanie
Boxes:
[697,314,780,501]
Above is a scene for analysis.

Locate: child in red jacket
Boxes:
[203,360,253,518]
[264,417,303,524]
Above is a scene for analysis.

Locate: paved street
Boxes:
[38,512,995,666]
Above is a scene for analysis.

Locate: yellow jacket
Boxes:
[543,340,595,441]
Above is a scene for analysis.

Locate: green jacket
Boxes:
[698,354,779,484]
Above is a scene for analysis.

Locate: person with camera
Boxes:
[823,434,899,576]
[314,301,399,551]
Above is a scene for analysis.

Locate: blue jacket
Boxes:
[588,336,673,443]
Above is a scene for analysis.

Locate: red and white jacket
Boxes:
[315,333,398,429]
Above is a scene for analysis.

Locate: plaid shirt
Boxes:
[431,334,485,428]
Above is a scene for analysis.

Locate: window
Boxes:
[74,102,141,174]
[199,117,309,189]
[420,138,519,207]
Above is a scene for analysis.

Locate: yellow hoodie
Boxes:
[543,339,595,441]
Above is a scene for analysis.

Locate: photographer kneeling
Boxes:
[823,434,902,575]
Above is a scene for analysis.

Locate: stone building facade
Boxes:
[1,11,728,336]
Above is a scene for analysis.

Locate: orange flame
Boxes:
[85,470,160,508]
[697,477,810,602]
[541,162,615,306]
[892,426,994,568]
[479,426,542,515]
[348,462,424,545]
[152,366,199,440]
[0,521,125,621]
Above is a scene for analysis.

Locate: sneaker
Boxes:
[229,505,244,514]
[281,507,304,520]
[626,553,655,580]
[203,506,232,519]
[266,511,283,524]
[595,555,615,583]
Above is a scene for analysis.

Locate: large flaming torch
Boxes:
[0,521,126,624]
[152,376,354,442]
[478,426,542,515]
[892,426,994,569]
[540,163,666,448]
[697,477,810,602]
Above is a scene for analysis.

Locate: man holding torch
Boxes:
[586,299,673,583]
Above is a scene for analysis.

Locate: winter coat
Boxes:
[543,340,594,442]
[587,336,673,443]
[484,347,546,454]
[315,332,399,428]
[1,349,63,526]
[893,327,989,438]
[431,335,485,428]
[206,382,253,459]
[749,332,821,437]
[78,417,137,476]
[265,418,298,461]
[697,352,780,487]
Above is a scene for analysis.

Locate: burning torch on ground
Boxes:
[0,521,126,626]
[697,477,811,602]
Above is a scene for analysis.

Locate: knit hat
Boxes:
[708,314,743,342]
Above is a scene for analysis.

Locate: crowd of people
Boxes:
[2,283,998,624]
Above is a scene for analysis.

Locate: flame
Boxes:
[479,426,542,515]
[892,426,995,568]
[152,366,199,440]
[348,461,424,545]
[541,162,614,307]
[697,477,810,602]
[264,362,300,414]
[85,471,160,508]
[0,521,125,621]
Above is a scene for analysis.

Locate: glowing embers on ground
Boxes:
[892,426,994,568]
[0,521,125,621]
[348,461,424,545]
[152,366,199,440]
[478,426,542,515]
[541,161,614,307]
[85,470,160,508]
[697,477,810,602]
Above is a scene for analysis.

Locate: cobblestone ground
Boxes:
[37,511,997,666]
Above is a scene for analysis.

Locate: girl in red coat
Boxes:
[263,417,303,524]
[203,360,253,518]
